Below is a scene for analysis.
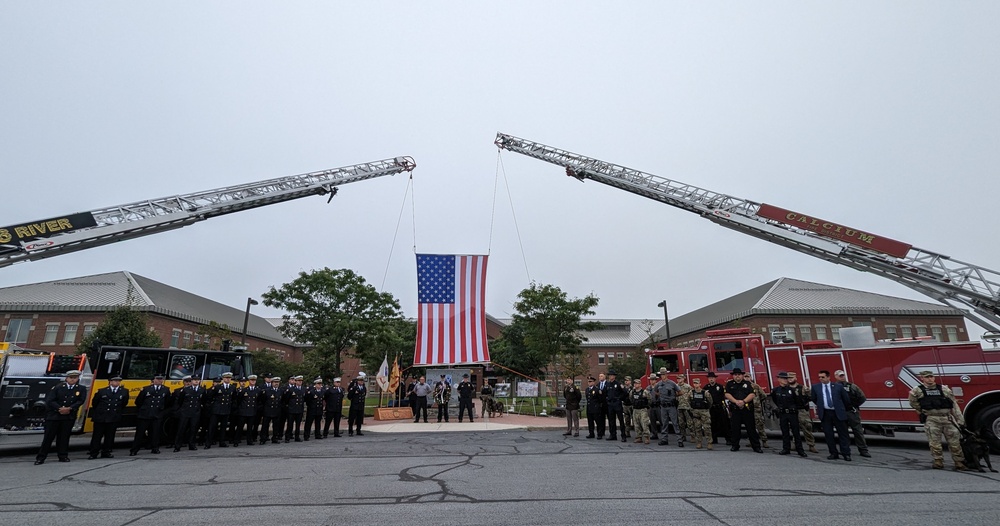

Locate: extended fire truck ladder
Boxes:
[494,132,1000,333]
[0,156,416,268]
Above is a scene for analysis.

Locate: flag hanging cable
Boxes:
[493,150,531,282]
[413,254,490,365]
[380,174,414,291]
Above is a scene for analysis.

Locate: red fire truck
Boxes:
[643,327,1000,440]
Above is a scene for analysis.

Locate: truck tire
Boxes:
[974,405,1000,453]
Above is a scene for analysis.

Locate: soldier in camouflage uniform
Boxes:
[629,379,652,444]
[646,374,660,441]
[687,377,713,450]
[908,370,968,470]
[787,372,818,453]
[622,376,633,437]
[675,374,693,444]
[751,379,770,449]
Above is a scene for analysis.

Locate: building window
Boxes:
[916,326,928,337]
[3,318,32,344]
[597,353,606,365]
[182,331,192,348]
[946,326,958,342]
[170,329,181,348]
[42,323,60,345]
[931,327,943,341]
[901,326,913,338]
[815,326,827,340]
[767,324,781,341]
[885,326,897,340]
[616,352,624,359]
[783,325,797,342]
[62,323,79,345]
[193,334,201,345]
[83,323,98,338]
[831,325,842,344]
[799,326,812,341]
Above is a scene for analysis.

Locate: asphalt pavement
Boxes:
[1,419,997,526]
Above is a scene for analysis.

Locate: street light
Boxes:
[657,300,671,349]
[242,297,259,345]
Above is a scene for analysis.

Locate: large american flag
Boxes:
[414,254,490,365]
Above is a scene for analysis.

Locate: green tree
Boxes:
[491,283,600,379]
[261,268,404,380]
[192,320,235,350]
[78,304,162,354]
[607,350,648,381]
[352,318,417,375]
[249,348,299,381]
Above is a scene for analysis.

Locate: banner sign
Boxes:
[0,212,98,246]
[757,204,912,258]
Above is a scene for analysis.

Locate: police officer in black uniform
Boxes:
[605,370,626,442]
[705,372,729,445]
[283,375,306,442]
[347,374,367,436]
[88,374,130,459]
[724,368,762,453]
[770,371,807,457]
[205,371,236,448]
[234,374,263,445]
[323,377,345,437]
[173,374,205,451]
[304,378,326,440]
[259,376,284,444]
[456,373,475,423]
[131,374,171,456]
[584,377,604,439]
[35,369,88,465]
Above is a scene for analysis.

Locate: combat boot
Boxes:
[809,446,819,453]
[955,462,969,471]
[643,437,650,444]
[696,443,703,449]
[932,459,944,469]
[707,443,713,450]
[634,437,642,443]
[762,440,770,449]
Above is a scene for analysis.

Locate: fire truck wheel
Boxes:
[975,405,1000,452]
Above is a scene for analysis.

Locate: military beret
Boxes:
[777,371,789,379]
[222,372,234,378]
[247,375,257,380]
[65,370,81,377]
[153,374,165,380]
[110,375,123,381]
[918,370,936,377]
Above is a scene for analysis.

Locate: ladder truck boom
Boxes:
[0,156,416,268]
[494,132,1000,333]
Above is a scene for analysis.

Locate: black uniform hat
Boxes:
[153,374,165,380]
[706,372,717,378]
[191,374,201,380]
[607,369,617,375]
[776,371,789,379]
[731,368,745,375]
[110,375,123,381]
[462,373,470,378]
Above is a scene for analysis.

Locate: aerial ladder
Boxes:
[0,156,416,268]
[494,132,1000,334]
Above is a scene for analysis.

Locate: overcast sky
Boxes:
[2,3,998,343]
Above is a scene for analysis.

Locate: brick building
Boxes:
[0,271,301,360]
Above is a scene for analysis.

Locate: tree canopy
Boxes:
[491,283,600,380]
[262,268,404,380]
[78,304,162,354]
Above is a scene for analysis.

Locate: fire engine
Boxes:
[643,327,1000,439]
[494,132,1000,442]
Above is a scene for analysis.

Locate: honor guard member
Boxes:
[687,378,714,449]
[304,378,326,439]
[88,374,130,459]
[434,375,452,423]
[646,374,660,440]
[630,378,652,444]
[35,370,88,465]
[171,376,191,415]
[653,368,681,446]
[283,375,306,442]
[259,377,283,444]
[235,374,263,445]
[347,373,368,436]
[604,370,626,442]
[562,378,582,437]
[131,374,171,456]
[584,377,604,439]
[173,375,205,452]
[622,375,634,437]
[205,372,236,448]
[456,374,475,422]
[226,377,249,444]
[786,372,818,453]
[770,372,806,457]
[704,372,729,445]
[835,370,871,458]
[908,371,968,470]
[675,374,693,445]
[725,368,763,453]
[323,377,345,437]
[750,379,770,449]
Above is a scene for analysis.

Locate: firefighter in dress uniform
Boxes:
[35,370,87,465]
[347,374,367,436]
[283,375,306,442]
[88,374,130,459]
[259,377,284,444]
[323,377,345,437]
[304,378,326,440]
[131,374,171,456]
[173,375,205,452]
[234,374,263,445]
[725,368,763,453]
[205,371,236,448]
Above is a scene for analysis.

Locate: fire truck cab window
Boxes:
[169,355,197,379]
[712,341,744,372]
[123,351,167,380]
[205,355,236,380]
[651,354,680,374]
[689,353,709,372]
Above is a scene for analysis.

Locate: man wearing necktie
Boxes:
[206,372,236,448]
[131,374,171,456]
[173,375,204,452]
[810,370,853,461]
[88,374,130,459]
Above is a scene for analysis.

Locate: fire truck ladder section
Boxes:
[0,156,416,268]
[494,132,1000,333]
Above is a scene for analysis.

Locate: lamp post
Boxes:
[657,300,671,349]
[242,297,259,345]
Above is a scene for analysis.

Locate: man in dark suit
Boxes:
[173,375,206,452]
[323,377,345,437]
[35,370,88,464]
[88,374,130,459]
[810,369,853,461]
[131,374,171,456]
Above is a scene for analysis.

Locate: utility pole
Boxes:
[657,300,671,349]
[242,297,259,345]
